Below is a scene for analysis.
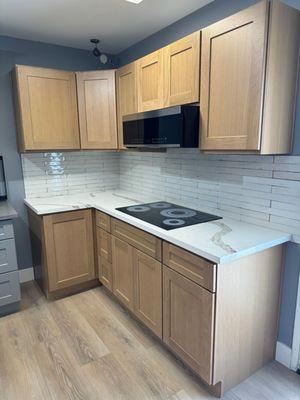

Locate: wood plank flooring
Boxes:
[0,282,299,400]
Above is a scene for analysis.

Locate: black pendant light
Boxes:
[90,39,108,64]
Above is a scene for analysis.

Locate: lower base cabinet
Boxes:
[163,265,214,384]
[102,226,163,337]
[28,208,97,298]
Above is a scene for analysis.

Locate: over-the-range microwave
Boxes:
[122,104,199,148]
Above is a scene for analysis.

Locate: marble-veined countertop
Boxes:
[24,190,291,264]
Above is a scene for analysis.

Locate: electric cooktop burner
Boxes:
[116,201,222,230]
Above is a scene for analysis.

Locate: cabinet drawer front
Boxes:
[0,221,14,241]
[0,239,18,274]
[111,218,162,261]
[99,258,113,291]
[96,227,112,262]
[0,271,20,307]
[96,211,111,232]
[163,242,216,292]
[163,265,214,384]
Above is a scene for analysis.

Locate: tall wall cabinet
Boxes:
[200,0,300,153]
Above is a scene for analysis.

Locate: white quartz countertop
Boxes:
[24,190,291,265]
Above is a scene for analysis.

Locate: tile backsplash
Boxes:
[21,151,120,198]
[22,149,300,244]
[119,149,300,244]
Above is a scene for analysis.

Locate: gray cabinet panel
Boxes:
[0,271,20,307]
[0,221,14,241]
[0,239,18,274]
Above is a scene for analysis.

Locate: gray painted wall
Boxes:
[117,0,300,349]
[0,35,117,270]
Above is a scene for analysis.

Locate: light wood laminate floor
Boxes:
[0,282,299,400]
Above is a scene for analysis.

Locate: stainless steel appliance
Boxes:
[116,201,222,230]
[0,156,7,201]
[122,105,199,148]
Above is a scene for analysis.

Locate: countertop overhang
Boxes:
[24,190,291,265]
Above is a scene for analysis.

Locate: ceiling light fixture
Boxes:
[90,39,108,65]
[125,0,144,4]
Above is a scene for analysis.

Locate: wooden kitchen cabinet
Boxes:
[43,210,96,292]
[76,70,118,149]
[112,236,134,311]
[164,31,200,107]
[133,249,162,337]
[163,265,215,384]
[200,0,300,153]
[136,49,164,112]
[116,62,137,149]
[14,65,80,151]
[27,208,97,299]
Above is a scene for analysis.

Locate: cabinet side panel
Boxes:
[261,1,300,154]
[213,245,284,391]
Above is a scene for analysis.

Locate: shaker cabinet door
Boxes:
[136,50,164,112]
[77,70,118,149]
[200,0,268,151]
[43,210,95,292]
[15,65,80,151]
[163,266,215,384]
[164,31,200,107]
[116,62,137,149]
[133,249,162,337]
[112,236,134,310]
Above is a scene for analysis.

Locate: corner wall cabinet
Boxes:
[14,65,80,151]
[91,210,283,397]
[76,70,118,149]
[200,0,300,153]
[14,66,118,152]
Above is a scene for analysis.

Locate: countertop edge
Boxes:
[24,199,291,265]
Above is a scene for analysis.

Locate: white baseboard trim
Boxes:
[19,267,34,283]
[276,341,292,369]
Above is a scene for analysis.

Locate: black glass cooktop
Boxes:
[116,201,222,230]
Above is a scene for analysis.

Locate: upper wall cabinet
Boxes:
[76,70,118,150]
[200,0,300,153]
[164,31,200,107]
[14,65,80,151]
[136,49,164,112]
[116,62,137,149]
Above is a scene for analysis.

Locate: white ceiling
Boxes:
[0,0,214,54]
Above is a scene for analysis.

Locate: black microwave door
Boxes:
[123,113,183,146]
[123,119,140,146]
